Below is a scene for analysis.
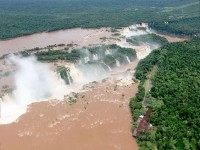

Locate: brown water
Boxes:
[0,26,187,150]
[0,28,112,56]
[0,61,139,150]
[0,27,187,57]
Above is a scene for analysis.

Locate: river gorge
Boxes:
[0,24,186,150]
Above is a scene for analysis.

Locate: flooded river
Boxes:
[0,28,113,56]
[0,61,139,150]
[0,25,187,150]
[0,27,187,57]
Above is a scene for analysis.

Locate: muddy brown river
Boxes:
[0,28,113,56]
[0,27,187,57]
[0,61,139,150]
[0,26,187,150]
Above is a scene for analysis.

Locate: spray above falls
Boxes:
[0,55,68,124]
[0,44,137,124]
[77,45,136,67]
[53,44,137,84]
[117,24,168,59]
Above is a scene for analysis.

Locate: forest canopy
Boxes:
[0,0,199,39]
[131,37,200,149]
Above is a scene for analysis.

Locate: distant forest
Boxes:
[0,0,199,39]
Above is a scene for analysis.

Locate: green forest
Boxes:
[149,2,200,35]
[0,0,199,39]
[130,37,200,149]
[150,16,200,36]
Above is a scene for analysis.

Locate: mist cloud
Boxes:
[0,55,67,124]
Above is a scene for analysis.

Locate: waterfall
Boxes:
[84,57,87,63]
[66,71,73,85]
[105,49,111,55]
[126,56,131,64]
[115,59,120,67]
[93,54,98,60]
[58,67,73,85]
[84,57,90,63]
[102,62,112,71]
[57,72,62,80]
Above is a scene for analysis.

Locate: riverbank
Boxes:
[130,37,200,149]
